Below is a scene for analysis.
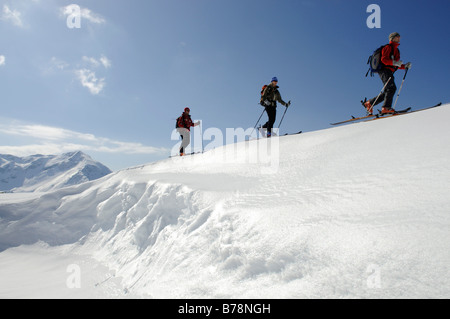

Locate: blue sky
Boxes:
[1,0,449,171]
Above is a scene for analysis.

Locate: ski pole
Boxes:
[199,120,204,153]
[393,69,409,109]
[278,101,291,130]
[369,77,392,114]
[250,108,266,137]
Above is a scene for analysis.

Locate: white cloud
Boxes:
[74,68,105,95]
[99,55,111,69]
[0,55,5,66]
[46,55,111,95]
[0,121,168,157]
[82,55,111,69]
[76,55,111,94]
[0,124,95,142]
[80,7,105,24]
[2,4,23,27]
[82,56,101,68]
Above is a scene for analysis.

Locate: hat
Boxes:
[389,32,401,41]
[184,107,190,112]
[271,77,278,82]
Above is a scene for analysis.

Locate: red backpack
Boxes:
[260,85,268,106]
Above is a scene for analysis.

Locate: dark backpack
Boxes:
[366,44,394,77]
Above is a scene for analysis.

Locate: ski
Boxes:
[407,102,442,115]
[284,131,303,136]
[331,103,442,126]
[364,103,442,123]
[169,151,202,158]
[365,107,412,122]
[331,114,378,126]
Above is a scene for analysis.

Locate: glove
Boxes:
[404,62,412,70]
[393,60,403,67]
[285,101,291,107]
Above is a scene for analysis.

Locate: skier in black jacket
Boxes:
[260,77,290,137]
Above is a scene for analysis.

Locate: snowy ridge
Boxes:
[0,104,449,298]
[0,151,112,193]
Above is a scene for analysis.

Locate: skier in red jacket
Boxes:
[364,32,412,115]
[176,107,200,156]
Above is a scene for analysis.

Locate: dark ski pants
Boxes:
[370,69,397,109]
[262,106,277,133]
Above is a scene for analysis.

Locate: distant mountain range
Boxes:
[0,151,112,193]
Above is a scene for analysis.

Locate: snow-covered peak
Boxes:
[0,151,111,193]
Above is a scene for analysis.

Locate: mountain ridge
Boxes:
[0,151,112,193]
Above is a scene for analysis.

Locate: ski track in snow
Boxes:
[0,104,449,298]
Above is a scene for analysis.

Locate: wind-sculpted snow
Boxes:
[0,104,449,298]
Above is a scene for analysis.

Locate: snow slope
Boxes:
[0,104,449,298]
[0,151,112,193]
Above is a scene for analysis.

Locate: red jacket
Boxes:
[381,41,405,73]
[177,113,195,131]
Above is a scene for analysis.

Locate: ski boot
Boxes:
[381,107,395,115]
[362,98,373,115]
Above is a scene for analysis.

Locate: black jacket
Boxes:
[262,84,287,108]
